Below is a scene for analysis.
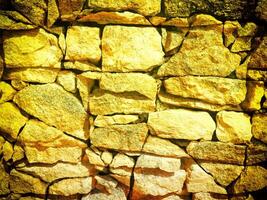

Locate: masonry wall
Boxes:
[0,0,267,200]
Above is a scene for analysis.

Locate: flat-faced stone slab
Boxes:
[252,113,267,143]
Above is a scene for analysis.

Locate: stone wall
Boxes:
[0,0,267,200]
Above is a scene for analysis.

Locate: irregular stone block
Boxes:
[47,0,59,27]
[247,70,267,81]
[94,115,139,127]
[248,37,267,69]
[252,114,267,143]
[56,70,76,93]
[148,109,215,140]
[224,21,241,47]
[0,81,16,103]
[0,162,9,195]
[256,0,267,21]
[246,140,267,165]
[58,0,85,21]
[110,153,135,177]
[102,26,164,72]
[193,193,228,200]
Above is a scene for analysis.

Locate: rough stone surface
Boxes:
[246,141,267,165]
[100,73,157,99]
[164,76,247,106]
[252,114,267,143]
[89,89,155,115]
[58,0,85,21]
[88,0,161,16]
[91,123,148,151]
[0,162,9,195]
[65,26,101,64]
[0,81,16,103]
[248,37,267,69]
[94,115,139,127]
[256,0,267,21]
[148,109,215,140]
[102,26,164,72]
[3,28,62,68]
[186,141,246,165]
[216,111,252,144]
[158,26,241,77]
[56,70,77,93]
[247,70,267,81]
[193,193,228,200]
[14,83,88,139]
[47,0,59,27]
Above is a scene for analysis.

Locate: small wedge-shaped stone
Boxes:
[100,73,157,99]
[110,153,135,177]
[94,115,139,127]
[199,162,244,187]
[89,89,155,115]
[187,141,246,165]
[3,28,62,68]
[233,166,267,193]
[158,26,241,77]
[142,135,189,158]
[14,83,88,139]
[47,0,59,27]
[91,123,148,152]
[4,68,60,83]
[0,102,28,140]
[88,0,161,16]
[164,76,247,105]
[252,114,267,143]
[56,70,77,93]
[148,109,215,140]
[65,26,101,64]
[216,111,252,144]
[248,36,267,69]
[18,119,86,164]
[0,81,16,103]
[102,26,164,72]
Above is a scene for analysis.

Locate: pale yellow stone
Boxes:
[3,28,62,68]
[164,76,247,105]
[102,26,164,72]
[2,141,13,161]
[149,16,167,26]
[10,170,48,194]
[91,123,148,152]
[100,73,157,99]
[47,0,59,27]
[247,70,267,81]
[94,115,139,127]
[186,141,246,165]
[142,135,189,158]
[4,68,60,83]
[64,60,101,71]
[241,81,265,111]
[89,89,155,115]
[65,26,101,64]
[216,111,252,144]
[231,37,252,52]
[0,162,9,195]
[56,70,76,93]
[193,193,228,200]
[236,56,250,79]
[85,148,105,169]
[49,177,93,195]
[252,113,267,143]
[101,151,113,165]
[0,102,28,140]
[224,21,241,47]
[158,26,241,77]
[110,153,135,177]
[148,109,215,140]
[189,14,222,26]
[88,0,161,16]
[94,175,118,193]
[0,81,16,103]
[14,83,88,139]
[162,17,189,27]
[238,23,257,37]
[185,159,227,194]
[199,162,244,187]
[12,145,25,162]
[11,80,29,90]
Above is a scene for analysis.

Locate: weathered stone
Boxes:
[233,166,267,193]
[12,0,47,25]
[238,23,257,37]
[4,68,60,83]
[186,141,246,165]
[0,102,28,140]
[148,109,215,140]
[88,0,161,16]
[0,11,36,30]
[256,0,267,21]
[78,11,150,25]
[149,16,167,26]
[0,54,3,80]
[236,56,250,79]
[65,26,101,64]
[110,153,135,177]
[252,114,267,143]
[246,140,267,165]
[189,14,223,26]
[18,119,86,164]
[231,37,252,52]
[10,170,48,194]
[0,162,9,195]
[12,145,25,162]
[200,162,244,186]
[102,26,164,72]
[0,81,16,104]
[58,0,85,21]
[89,89,155,115]
[11,80,29,90]
[100,73,157,99]
[47,0,59,27]
[85,148,105,170]
[193,193,228,200]
[94,115,139,127]
[101,151,113,165]
[91,124,148,152]
[247,70,267,81]
[49,177,93,195]
[64,60,101,71]
[230,194,255,200]
[241,81,265,111]
[2,141,13,161]
[158,26,241,77]
[56,70,76,93]
[224,21,241,47]
[3,28,62,68]
[142,135,189,158]
[248,37,267,69]
[14,83,88,139]
[162,17,189,27]
[185,159,227,194]
[158,91,242,112]
[164,76,247,106]
[216,111,252,144]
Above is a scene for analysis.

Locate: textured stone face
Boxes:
[58,0,85,21]
[249,37,267,69]
[0,82,16,103]
[252,114,267,143]
[3,28,62,68]
[94,115,139,127]
[102,26,164,72]
[88,0,161,16]
[164,76,247,105]
[13,83,88,139]
[148,109,215,140]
